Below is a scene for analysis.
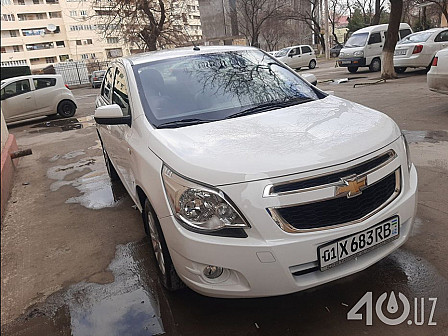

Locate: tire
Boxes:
[57,100,76,118]
[394,67,407,74]
[348,66,358,73]
[102,147,119,181]
[308,59,317,69]
[369,58,381,72]
[143,199,184,291]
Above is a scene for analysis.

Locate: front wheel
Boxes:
[143,199,184,291]
[394,67,407,74]
[57,100,76,118]
[348,66,358,73]
[308,59,317,69]
[369,58,381,72]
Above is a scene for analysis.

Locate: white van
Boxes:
[338,23,412,73]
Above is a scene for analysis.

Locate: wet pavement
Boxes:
[2,64,448,336]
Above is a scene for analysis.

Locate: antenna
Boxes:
[182,25,200,51]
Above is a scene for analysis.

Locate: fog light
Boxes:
[203,265,223,279]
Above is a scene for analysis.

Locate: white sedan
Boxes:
[394,28,448,73]
[1,74,77,124]
[428,48,448,94]
[95,46,417,298]
[274,45,317,70]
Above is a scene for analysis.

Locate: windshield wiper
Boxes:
[157,118,214,129]
[225,97,314,120]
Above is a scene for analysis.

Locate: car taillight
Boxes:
[432,57,438,66]
[412,45,423,54]
[93,77,98,80]
[65,84,70,89]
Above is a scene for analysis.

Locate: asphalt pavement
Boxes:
[1,61,447,336]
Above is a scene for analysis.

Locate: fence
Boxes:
[41,60,111,86]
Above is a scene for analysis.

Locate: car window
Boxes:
[93,71,105,77]
[112,66,130,116]
[33,78,56,90]
[1,79,31,100]
[289,47,300,56]
[301,46,312,53]
[398,31,433,44]
[134,50,320,128]
[368,33,382,45]
[101,67,114,102]
[434,30,448,42]
[399,29,412,40]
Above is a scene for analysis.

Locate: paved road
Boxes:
[1,61,447,336]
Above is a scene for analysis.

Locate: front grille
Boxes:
[275,170,400,230]
[271,151,394,195]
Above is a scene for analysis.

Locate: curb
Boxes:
[1,134,19,221]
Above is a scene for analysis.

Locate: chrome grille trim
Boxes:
[263,150,396,198]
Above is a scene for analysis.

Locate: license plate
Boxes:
[394,50,406,56]
[340,60,351,65]
[318,217,399,271]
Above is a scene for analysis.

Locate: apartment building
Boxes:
[1,0,202,71]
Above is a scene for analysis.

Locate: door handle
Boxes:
[25,96,31,99]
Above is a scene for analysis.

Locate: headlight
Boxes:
[339,52,344,57]
[354,51,364,57]
[402,133,412,171]
[162,166,249,232]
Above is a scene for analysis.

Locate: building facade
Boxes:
[1,0,202,71]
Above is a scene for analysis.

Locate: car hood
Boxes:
[149,95,401,186]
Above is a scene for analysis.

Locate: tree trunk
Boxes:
[381,0,403,80]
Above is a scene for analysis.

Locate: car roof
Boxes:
[125,45,259,65]
[1,74,62,85]
[353,23,411,34]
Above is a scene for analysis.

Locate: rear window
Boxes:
[398,31,433,44]
[301,46,312,53]
[33,78,56,90]
[399,29,412,40]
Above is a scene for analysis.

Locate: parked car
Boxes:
[330,44,343,58]
[1,74,77,124]
[394,28,448,73]
[90,70,106,88]
[95,46,417,298]
[274,45,317,70]
[339,23,412,73]
[427,48,448,94]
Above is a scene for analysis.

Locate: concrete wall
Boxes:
[1,111,9,152]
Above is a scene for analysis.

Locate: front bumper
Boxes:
[161,163,418,298]
[338,57,366,67]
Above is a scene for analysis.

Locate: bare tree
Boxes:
[93,0,189,52]
[381,0,403,79]
[329,0,349,45]
[237,0,285,47]
[416,0,448,23]
[372,0,385,24]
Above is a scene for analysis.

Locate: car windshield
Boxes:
[344,33,369,48]
[275,48,289,57]
[133,50,320,128]
[397,31,433,44]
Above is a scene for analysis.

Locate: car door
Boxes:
[365,32,383,64]
[1,78,37,122]
[300,46,313,66]
[287,47,301,68]
[434,30,448,53]
[32,77,58,115]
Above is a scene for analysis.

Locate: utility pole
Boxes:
[323,0,330,59]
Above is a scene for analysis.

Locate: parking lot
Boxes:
[1,60,447,335]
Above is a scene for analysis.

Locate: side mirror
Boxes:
[94,104,131,126]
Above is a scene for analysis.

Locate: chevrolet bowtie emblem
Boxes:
[335,175,367,198]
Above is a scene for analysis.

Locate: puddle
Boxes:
[29,115,95,133]
[47,156,126,209]
[4,241,165,336]
[402,130,448,143]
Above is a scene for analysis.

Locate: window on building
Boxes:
[33,78,56,90]
[33,0,40,4]
[86,39,93,44]
[90,53,96,58]
[80,10,87,16]
[18,0,25,4]
[1,0,12,5]
[49,11,61,18]
[76,40,82,45]
[46,0,59,3]
[36,13,46,19]
[10,30,18,37]
[13,45,20,52]
[59,54,69,62]
[1,14,15,21]
[55,41,65,47]
[45,57,55,63]
[26,42,54,51]
[107,37,119,44]
[1,47,6,53]
[81,54,89,59]
[70,10,77,17]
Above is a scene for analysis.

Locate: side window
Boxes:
[301,46,312,53]
[1,79,31,100]
[33,78,56,90]
[112,66,130,116]
[289,47,300,56]
[399,29,412,40]
[434,30,448,42]
[101,67,114,102]
[368,33,382,45]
